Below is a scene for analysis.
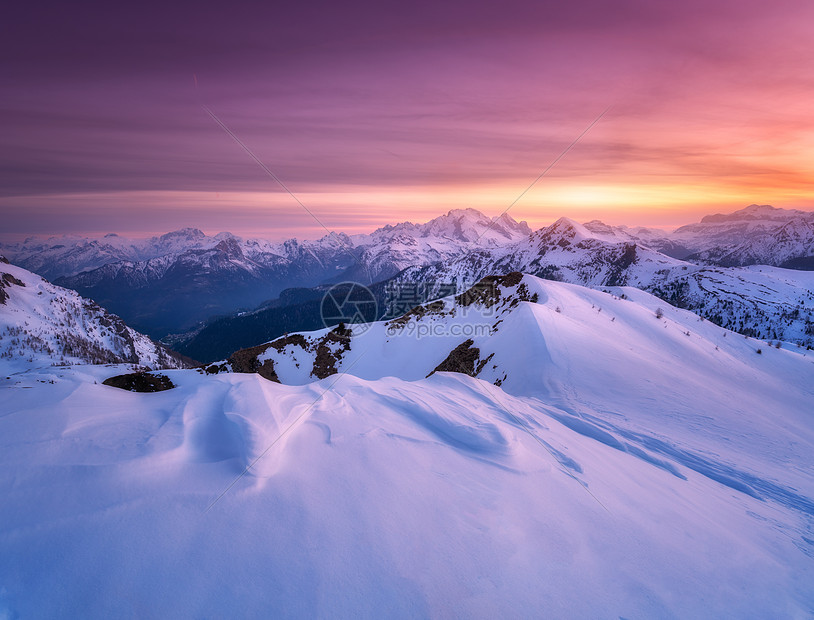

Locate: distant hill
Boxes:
[0,256,193,374]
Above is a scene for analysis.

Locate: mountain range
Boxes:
[0,209,531,336]
[3,204,812,342]
[168,209,814,362]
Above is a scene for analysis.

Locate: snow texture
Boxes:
[1,274,813,617]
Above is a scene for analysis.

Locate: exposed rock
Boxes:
[429,339,481,377]
[455,272,524,308]
[270,333,309,352]
[102,372,176,392]
[1,272,24,288]
[226,342,280,382]
[311,325,352,379]
[0,271,25,304]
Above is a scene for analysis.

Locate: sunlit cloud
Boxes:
[2,0,813,239]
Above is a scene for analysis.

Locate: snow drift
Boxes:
[1,273,813,617]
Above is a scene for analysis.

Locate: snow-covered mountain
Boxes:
[0,228,218,281]
[4,204,812,341]
[675,203,814,248]
[175,215,814,363]
[0,257,192,373]
[390,218,814,348]
[3,273,811,616]
[581,219,692,257]
[339,208,531,283]
[673,204,814,264]
[685,214,814,268]
[1,209,531,337]
[2,209,531,282]
[214,271,814,387]
[52,235,357,336]
[587,204,814,267]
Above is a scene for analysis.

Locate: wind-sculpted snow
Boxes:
[2,272,814,616]
[1,345,813,617]
[213,273,814,518]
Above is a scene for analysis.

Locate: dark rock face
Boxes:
[429,339,494,379]
[102,372,176,392]
[225,343,280,382]
[311,326,352,380]
[0,271,26,304]
[431,339,481,376]
[455,272,524,308]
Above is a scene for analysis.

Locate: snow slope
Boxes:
[2,275,814,616]
[0,258,190,373]
[2,340,813,617]
[220,273,814,484]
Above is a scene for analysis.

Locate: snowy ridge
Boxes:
[0,259,191,373]
[3,204,811,340]
[213,272,814,529]
[393,219,814,348]
[2,273,812,616]
[395,217,685,293]
[2,204,810,283]
[341,209,532,283]
[672,204,814,261]
[173,214,814,363]
[687,217,814,268]
[581,204,814,266]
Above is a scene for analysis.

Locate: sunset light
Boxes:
[2,1,814,616]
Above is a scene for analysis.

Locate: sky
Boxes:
[2,0,814,241]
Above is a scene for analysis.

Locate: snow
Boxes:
[0,209,532,283]
[252,275,814,497]
[396,226,814,348]
[3,275,813,616]
[0,261,186,371]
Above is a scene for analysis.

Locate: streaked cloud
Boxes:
[2,0,813,238]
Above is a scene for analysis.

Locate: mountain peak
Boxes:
[541,217,595,242]
[214,237,244,259]
[420,208,530,243]
[699,204,812,224]
[445,207,487,219]
[160,228,206,241]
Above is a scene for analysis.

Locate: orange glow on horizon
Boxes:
[3,175,813,241]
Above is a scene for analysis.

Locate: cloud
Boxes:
[2,0,813,237]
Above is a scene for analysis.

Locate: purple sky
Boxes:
[3,0,813,240]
